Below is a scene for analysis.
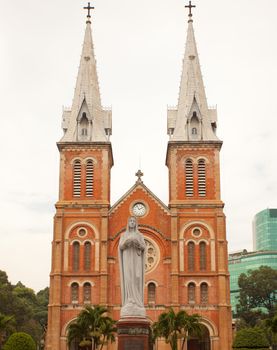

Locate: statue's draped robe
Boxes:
[119,229,146,317]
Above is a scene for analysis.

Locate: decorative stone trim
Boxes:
[117,327,149,335]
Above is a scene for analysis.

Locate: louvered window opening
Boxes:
[86,160,94,197]
[198,160,206,197]
[148,283,156,303]
[200,283,208,304]
[73,160,81,197]
[84,283,91,302]
[200,242,207,271]
[185,160,194,197]
[73,242,80,272]
[84,242,91,271]
[71,283,79,302]
[188,283,196,303]
[188,242,195,272]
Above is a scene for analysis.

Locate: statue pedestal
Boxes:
[117,317,150,350]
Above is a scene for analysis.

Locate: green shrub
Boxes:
[3,332,36,350]
[233,327,269,349]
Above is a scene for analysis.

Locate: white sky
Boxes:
[0,0,276,292]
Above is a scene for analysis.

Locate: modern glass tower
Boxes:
[228,249,277,314]
[253,208,277,251]
[229,208,277,315]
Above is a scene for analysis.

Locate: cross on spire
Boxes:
[185,1,196,20]
[84,2,94,21]
[135,169,144,183]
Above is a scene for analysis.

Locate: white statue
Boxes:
[119,216,146,317]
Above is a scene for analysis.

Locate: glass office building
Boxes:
[228,250,277,314]
[253,208,277,251]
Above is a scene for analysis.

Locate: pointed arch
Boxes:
[190,111,200,139]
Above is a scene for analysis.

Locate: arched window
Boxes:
[185,159,194,197]
[73,160,81,197]
[188,242,195,271]
[200,283,208,304]
[200,242,207,271]
[83,282,91,302]
[192,127,197,135]
[73,242,80,271]
[148,283,156,303]
[71,283,79,303]
[86,160,94,197]
[84,242,91,271]
[188,282,196,303]
[198,159,206,197]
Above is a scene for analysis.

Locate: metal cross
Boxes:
[84,2,94,18]
[135,169,144,182]
[185,1,196,18]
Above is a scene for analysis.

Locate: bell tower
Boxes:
[166,5,232,349]
[46,6,113,350]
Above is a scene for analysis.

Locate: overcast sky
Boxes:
[0,0,276,292]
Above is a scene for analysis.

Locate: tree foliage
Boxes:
[238,266,277,316]
[67,305,116,350]
[0,270,48,348]
[3,332,36,350]
[233,327,269,349]
[152,308,202,350]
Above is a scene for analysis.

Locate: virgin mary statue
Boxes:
[119,216,146,317]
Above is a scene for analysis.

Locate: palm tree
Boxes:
[0,313,14,349]
[67,319,91,350]
[152,308,202,350]
[99,317,116,350]
[67,306,116,350]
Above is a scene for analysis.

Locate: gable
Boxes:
[108,182,171,241]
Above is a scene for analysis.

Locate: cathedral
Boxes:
[46,3,232,350]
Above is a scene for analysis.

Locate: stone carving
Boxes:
[119,216,146,317]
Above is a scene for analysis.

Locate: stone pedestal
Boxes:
[117,317,151,350]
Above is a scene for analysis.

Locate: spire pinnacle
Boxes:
[60,5,112,143]
[185,1,196,22]
[167,9,219,142]
[83,2,94,23]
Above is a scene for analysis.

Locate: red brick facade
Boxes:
[46,139,232,350]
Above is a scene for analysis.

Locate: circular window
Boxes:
[144,238,160,273]
[192,228,201,237]
[78,228,87,237]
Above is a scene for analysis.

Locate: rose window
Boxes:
[144,239,159,273]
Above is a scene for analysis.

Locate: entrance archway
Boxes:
[187,324,210,350]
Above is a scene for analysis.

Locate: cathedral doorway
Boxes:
[187,325,211,350]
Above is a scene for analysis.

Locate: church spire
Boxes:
[167,3,218,141]
[61,4,112,142]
